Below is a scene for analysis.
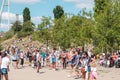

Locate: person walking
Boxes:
[1,52,10,80]
[0,51,2,80]
[36,50,42,73]
[20,51,24,68]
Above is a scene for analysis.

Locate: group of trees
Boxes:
[8,7,34,38]
[1,0,120,54]
[93,0,120,53]
[33,0,120,53]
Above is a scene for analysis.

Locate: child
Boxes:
[90,55,97,80]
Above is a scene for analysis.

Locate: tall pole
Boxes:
[8,0,10,29]
[16,14,19,21]
[0,0,10,30]
[0,0,5,28]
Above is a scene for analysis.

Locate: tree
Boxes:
[37,16,51,44]
[53,5,64,19]
[94,0,106,20]
[11,21,22,34]
[93,0,120,52]
[23,7,31,22]
[22,21,34,32]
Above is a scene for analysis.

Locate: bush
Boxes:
[17,31,32,38]
[4,30,14,40]
[0,45,3,51]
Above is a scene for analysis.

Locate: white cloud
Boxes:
[0,12,42,31]
[0,12,23,21]
[76,3,94,9]
[1,12,41,23]
[64,0,94,10]
[0,23,13,31]
[31,16,42,23]
[11,0,41,4]
[64,0,80,3]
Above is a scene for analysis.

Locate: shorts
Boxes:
[52,62,56,65]
[71,64,75,68]
[29,56,32,62]
[20,58,24,65]
[87,66,91,73]
[12,60,17,62]
[1,68,8,75]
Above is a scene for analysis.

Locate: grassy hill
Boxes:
[1,35,42,51]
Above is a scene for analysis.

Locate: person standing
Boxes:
[1,52,10,80]
[90,55,97,80]
[80,52,89,80]
[61,51,67,69]
[20,51,24,68]
[11,47,18,69]
[50,50,56,70]
[36,50,41,73]
[27,49,32,66]
[0,51,2,80]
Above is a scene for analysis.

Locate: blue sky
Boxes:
[0,0,94,32]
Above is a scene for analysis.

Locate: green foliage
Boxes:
[0,44,3,51]
[22,21,34,32]
[23,7,31,22]
[2,3,120,54]
[11,21,22,34]
[93,0,120,53]
[36,10,95,49]
[53,5,64,19]
[17,31,32,38]
[37,16,52,44]
[94,0,107,19]
[4,30,14,40]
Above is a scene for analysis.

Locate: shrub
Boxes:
[4,30,14,40]
[17,31,32,38]
[0,45,3,51]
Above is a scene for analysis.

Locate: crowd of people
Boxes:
[1,38,119,80]
[98,52,120,68]
[0,43,98,80]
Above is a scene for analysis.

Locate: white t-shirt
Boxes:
[1,57,10,68]
[36,53,41,62]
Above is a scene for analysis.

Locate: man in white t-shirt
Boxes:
[1,52,10,80]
